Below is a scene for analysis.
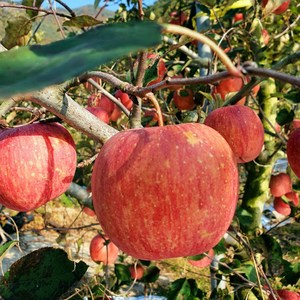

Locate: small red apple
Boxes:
[87,93,114,116]
[110,105,122,122]
[173,88,195,111]
[0,122,77,211]
[115,90,133,110]
[262,29,270,45]
[284,191,299,207]
[273,197,291,216]
[287,128,300,179]
[89,234,119,265]
[269,289,300,300]
[269,173,292,197]
[84,76,102,92]
[92,123,239,260]
[204,105,265,163]
[233,13,244,23]
[169,11,188,25]
[129,263,145,280]
[86,107,110,124]
[83,207,96,217]
[188,248,214,268]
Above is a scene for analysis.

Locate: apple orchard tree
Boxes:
[0,0,299,299]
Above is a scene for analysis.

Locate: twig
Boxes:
[144,92,164,126]
[54,0,76,17]
[47,0,66,39]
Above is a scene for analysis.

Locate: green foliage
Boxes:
[0,21,161,98]
[0,247,88,300]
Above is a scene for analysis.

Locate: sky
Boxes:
[50,0,156,12]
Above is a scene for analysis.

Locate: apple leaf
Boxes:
[114,264,131,282]
[168,278,203,300]
[22,0,44,18]
[0,240,18,261]
[276,108,295,126]
[0,247,88,300]
[0,21,162,99]
[62,15,103,28]
[141,265,160,283]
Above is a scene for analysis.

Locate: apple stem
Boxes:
[145,92,164,126]
[162,24,243,78]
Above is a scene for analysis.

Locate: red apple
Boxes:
[287,128,300,179]
[204,106,265,163]
[212,77,260,105]
[84,76,102,92]
[262,29,270,45]
[0,122,77,211]
[269,173,292,197]
[86,107,110,124]
[87,93,114,115]
[83,207,96,217]
[92,123,239,260]
[273,197,291,216]
[173,88,195,111]
[169,11,188,25]
[284,191,299,207]
[115,90,133,110]
[269,289,300,300]
[110,105,122,122]
[188,248,214,268]
[290,119,300,132]
[273,0,291,14]
[233,13,244,23]
[89,234,119,265]
[129,264,145,280]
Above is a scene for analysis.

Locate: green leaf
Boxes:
[0,240,18,261]
[114,264,131,282]
[1,16,32,49]
[142,265,160,283]
[0,247,88,300]
[168,278,199,300]
[22,0,44,18]
[94,0,101,9]
[276,108,295,126]
[284,90,300,104]
[63,15,103,28]
[235,262,258,283]
[0,21,162,98]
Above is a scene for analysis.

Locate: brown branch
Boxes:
[47,0,66,39]
[54,0,76,17]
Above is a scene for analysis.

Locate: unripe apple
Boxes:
[188,248,214,268]
[287,128,300,179]
[92,123,239,260]
[0,123,77,211]
[86,107,110,124]
[129,264,145,280]
[269,289,300,300]
[89,234,119,265]
[204,106,265,163]
[273,197,291,216]
[269,173,292,197]
[173,88,195,111]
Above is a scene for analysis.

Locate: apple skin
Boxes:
[212,77,259,105]
[262,29,270,45]
[83,207,96,217]
[0,122,77,212]
[204,106,265,163]
[273,197,291,216]
[89,234,119,265]
[287,128,300,179]
[173,88,195,111]
[233,13,244,23]
[115,90,133,110]
[269,289,300,300]
[87,93,114,116]
[169,11,188,25]
[262,0,291,15]
[129,264,145,280]
[284,191,299,207]
[188,248,214,268]
[269,173,292,197]
[92,123,239,260]
[86,107,110,124]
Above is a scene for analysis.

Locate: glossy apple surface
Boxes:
[269,173,292,197]
[287,128,300,178]
[273,197,291,216]
[92,123,239,260]
[0,122,77,211]
[204,106,265,163]
[89,234,119,265]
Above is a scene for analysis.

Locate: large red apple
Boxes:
[0,122,77,211]
[269,173,292,197]
[92,123,239,260]
[269,289,300,300]
[287,128,300,179]
[89,234,119,265]
[204,106,265,163]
